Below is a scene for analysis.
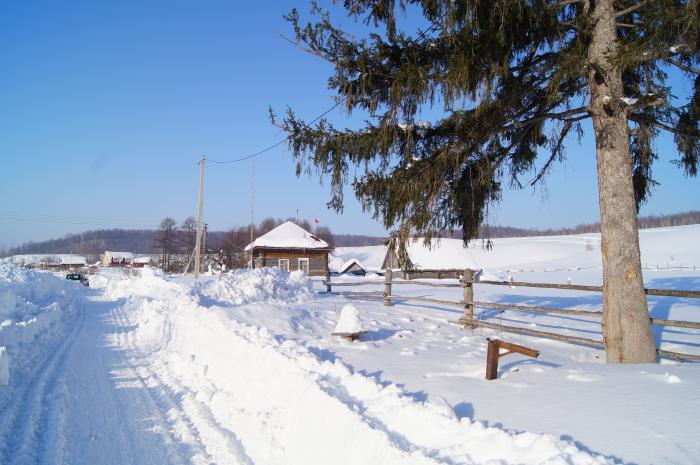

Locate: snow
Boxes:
[133,256,151,264]
[0,263,80,391]
[104,251,135,260]
[99,270,613,465]
[334,304,364,334]
[244,221,329,251]
[2,254,87,266]
[330,245,387,272]
[0,225,699,464]
[401,238,482,270]
[193,268,313,306]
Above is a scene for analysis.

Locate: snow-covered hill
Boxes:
[330,224,700,274]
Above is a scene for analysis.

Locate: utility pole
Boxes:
[250,158,254,269]
[202,223,207,272]
[194,155,205,279]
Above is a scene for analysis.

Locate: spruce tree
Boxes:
[276,0,699,363]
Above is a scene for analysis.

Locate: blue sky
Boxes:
[1,1,698,249]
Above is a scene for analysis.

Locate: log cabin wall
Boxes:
[253,248,331,276]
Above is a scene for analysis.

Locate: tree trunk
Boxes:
[588,0,656,363]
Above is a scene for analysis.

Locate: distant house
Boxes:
[339,258,367,276]
[101,251,134,267]
[382,238,481,279]
[328,245,387,275]
[245,221,333,276]
[132,256,152,268]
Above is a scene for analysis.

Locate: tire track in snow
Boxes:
[109,301,256,465]
[0,301,85,465]
[107,302,221,465]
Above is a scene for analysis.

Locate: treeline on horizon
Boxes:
[3,210,699,258]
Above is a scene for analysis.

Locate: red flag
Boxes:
[314,217,320,224]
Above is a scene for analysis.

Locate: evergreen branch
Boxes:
[664,58,700,75]
[629,114,700,140]
[504,107,590,130]
[529,113,589,186]
[615,1,649,18]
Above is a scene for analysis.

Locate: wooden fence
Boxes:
[323,269,700,362]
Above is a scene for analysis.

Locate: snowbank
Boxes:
[105,269,614,465]
[195,268,313,307]
[0,263,80,387]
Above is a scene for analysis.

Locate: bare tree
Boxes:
[180,216,197,255]
[154,217,177,271]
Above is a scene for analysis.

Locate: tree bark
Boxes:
[587,0,656,363]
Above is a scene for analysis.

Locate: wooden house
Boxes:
[245,221,333,276]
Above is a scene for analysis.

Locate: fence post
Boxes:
[384,268,393,306]
[485,339,500,380]
[462,269,475,331]
[325,270,331,293]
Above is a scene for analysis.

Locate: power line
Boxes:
[205,15,442,166]
[206,100,344,165]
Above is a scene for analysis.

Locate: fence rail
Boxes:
[324,268,700,362]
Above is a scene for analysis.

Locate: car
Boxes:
[66,273,89,287]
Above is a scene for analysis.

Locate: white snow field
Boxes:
[0,225,698,464]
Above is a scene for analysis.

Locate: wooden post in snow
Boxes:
[462,269,475,331]
[325,270,331,293]
[384,269,393,306]
[486,338,540,380]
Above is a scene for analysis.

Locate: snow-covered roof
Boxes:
[60,255,87,265]
[104,251,135,260]
[133,256,151,264]
[2,254,86,266]
[389,238,481,270]
[340,258,366,273]
[244,221,331,251]
[329,245,387,273]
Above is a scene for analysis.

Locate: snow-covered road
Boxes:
[0,292,213,465]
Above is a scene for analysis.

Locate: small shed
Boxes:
[245,221,333,276]
[102,251,134,267]
[339,258,367,276]
[382,238,481,279]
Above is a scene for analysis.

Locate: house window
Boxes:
[278,259,289,272]
[298,258,309,274]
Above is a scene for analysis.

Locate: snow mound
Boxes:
[334,304,363,333]
[195,268,313,307]
[0,263,80,388]
[476,268,501,282]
